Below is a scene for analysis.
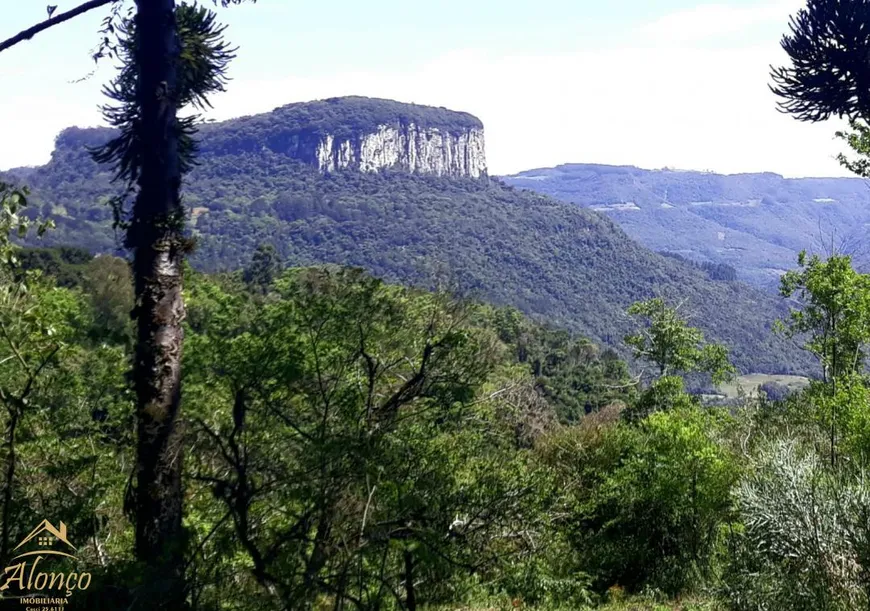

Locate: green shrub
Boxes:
[540,404,739,597]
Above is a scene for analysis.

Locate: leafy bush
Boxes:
[540,403,739,597]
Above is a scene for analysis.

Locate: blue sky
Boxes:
[0,0,851,177]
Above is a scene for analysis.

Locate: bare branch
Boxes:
[0,0,115,55]
[0,320,30,377]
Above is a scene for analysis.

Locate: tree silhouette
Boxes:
[771,0,870,123]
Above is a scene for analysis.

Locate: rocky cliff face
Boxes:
[312,123,487,178]
[43,97,490,180]
[198,96,489,179]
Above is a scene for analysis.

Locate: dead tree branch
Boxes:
[0,0,115,55]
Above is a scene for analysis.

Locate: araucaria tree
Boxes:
[2,1,249,606]
[770,0,870,175]
[92,3,234,605]
[771,0,870,123]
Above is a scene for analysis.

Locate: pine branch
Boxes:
[0,0,115,55]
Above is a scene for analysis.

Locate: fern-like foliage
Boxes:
[729,439,870,610]
[91,3,236,234]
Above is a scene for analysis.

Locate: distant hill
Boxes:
[502,163,870,289]
[2,98,814,375]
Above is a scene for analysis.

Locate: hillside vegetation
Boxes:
[4,115,809,374]
[201,95,484,148]
[503,163,870,288]
[1,0,869,607]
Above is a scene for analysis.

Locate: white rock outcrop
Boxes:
[312,123,487,178]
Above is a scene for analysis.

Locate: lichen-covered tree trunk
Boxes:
[131,0,186,606]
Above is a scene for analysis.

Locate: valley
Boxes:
[3,98,812,375]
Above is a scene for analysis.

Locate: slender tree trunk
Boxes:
[0,405,19,562]
[831,315,837,468]
[690,468,698,563]
[131,0,186,606]
[404,549,416,611]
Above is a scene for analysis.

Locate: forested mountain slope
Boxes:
[503,163,870,289]
[3,99,812,374]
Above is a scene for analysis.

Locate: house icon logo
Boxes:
[0,518,91,608]
[12,519,77,560]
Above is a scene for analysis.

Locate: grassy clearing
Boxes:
[717,373,810,399]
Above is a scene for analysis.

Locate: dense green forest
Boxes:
[6,0,870,609]
[199,96,484,149]
[4,120,811,375]
[6,230,870,611]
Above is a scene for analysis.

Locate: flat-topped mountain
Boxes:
[2,100,813,375]
[47,96,487,179]
[503,163,870,289]
[205,97,487,178]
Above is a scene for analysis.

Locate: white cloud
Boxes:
[0,93,102,170]
[636,0,804,44]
